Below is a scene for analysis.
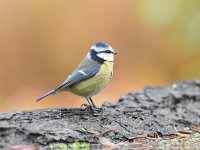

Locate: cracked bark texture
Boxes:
[0,80,200,149]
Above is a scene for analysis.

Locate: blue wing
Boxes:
[36,59,101,102]
[54,65,100,93]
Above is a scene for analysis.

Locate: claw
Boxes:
[81,103,88,108]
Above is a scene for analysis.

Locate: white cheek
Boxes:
[97,53,114,61]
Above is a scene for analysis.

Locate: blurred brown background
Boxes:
[0,0,200,112]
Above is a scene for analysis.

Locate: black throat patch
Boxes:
[90,49,105,64]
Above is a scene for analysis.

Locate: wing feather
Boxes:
[54,65,100,93]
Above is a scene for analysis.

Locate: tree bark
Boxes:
[0,80,200,149]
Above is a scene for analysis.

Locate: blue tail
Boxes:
[36,89,56,102]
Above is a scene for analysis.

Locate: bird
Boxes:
[36,42,117,110]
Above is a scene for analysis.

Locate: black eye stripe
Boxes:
[90,49,105,64]
[99,50,113,54]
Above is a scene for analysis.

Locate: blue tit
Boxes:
[36,42,118,109]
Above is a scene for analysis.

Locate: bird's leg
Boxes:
[85,97,97,109]
[89,97,97,108]
[85,97,101,113]
[84,97,102,115]
[86,97,92,106]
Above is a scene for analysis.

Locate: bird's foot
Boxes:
[81,103,88,109]
[90,105,103,115]
[81,103,102,115]
[81,103,99,110]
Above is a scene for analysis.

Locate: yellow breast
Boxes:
[69,61,114,97]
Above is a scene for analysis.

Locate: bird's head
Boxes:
[88,42,117,63]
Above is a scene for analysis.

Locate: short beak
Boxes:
[114,51,118,55]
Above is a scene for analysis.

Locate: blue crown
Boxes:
[95,42,109,48]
